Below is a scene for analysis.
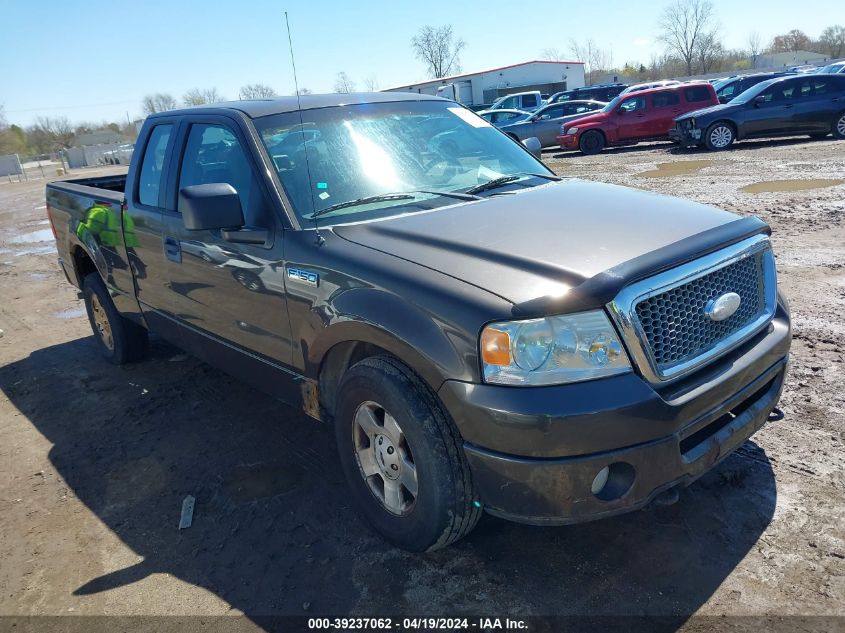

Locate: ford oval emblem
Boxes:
[704,292,741,322]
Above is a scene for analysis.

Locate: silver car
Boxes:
[498,100,606,147]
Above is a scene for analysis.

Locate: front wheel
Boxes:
[833,111,845,140]
[82,273,148,364]
[579,130,605,154]
[704,122,735,150]
[334,356,481,551]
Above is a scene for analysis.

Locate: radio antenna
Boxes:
[285,11,323,245]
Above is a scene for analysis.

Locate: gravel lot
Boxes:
[1,137,843,629]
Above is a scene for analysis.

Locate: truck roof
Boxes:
[147,92,443,120]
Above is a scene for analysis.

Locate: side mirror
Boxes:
[753,95,766,106]
[522,137,542,159]
[179,183,244,230]
[718,96,729,104]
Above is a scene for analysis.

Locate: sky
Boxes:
[0,0,839,126]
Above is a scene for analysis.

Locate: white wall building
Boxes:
[382,60,585,106]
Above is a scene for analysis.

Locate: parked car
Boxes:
[788,65,818,73]
[548,83,627,104]
[499,100,606,147]
[488,91,543,112]
[46,92,790,552]
[619,80,681,95]
[476,108,531,126]
[672,74,845,150]
[714,72,795,104]
[557,82,718,154]
[816,61,845,74]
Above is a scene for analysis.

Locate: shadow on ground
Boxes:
[0,336,778,626]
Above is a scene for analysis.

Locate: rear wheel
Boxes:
[82,273,148,364]
[833,111,845,140]
[579,130,605,154]
[704,122,735,150]
[334,356,481,551]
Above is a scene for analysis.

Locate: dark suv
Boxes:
[549,83,628,104]
[714,72,795,104]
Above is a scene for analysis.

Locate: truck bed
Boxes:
[52,173,127,195]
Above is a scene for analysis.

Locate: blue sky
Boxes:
[0,0,838,126]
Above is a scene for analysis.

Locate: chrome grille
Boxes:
[607,236,778,383]
[635,251,766,368]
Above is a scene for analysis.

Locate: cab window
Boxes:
[618,96,646,113]
[137,124,173,207]
[178,124,270,227]
[522,94,538,108]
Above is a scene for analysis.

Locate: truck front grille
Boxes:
[634,250,766,369]
[607,236,778,383]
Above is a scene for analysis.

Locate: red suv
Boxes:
[557,82,719,154]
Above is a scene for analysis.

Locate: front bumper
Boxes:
[670,122,703,147]
[438,307,790,525]
[557,134,578,149]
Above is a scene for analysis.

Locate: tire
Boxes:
[578,130,605,155]
[82,273,148,364]
[704,122,735,150]
[334,356,481,551]
[833,111,845,140]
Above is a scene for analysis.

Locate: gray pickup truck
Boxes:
[46,93,791,551]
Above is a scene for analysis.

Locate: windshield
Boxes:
[817,63,844,74]
[730,78,779,104]
[600,97,621,113]
[254,100,550,225]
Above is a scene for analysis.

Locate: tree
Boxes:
[818,25,845,58]
[768,29,811,53]
[541,48,566,61]
[363,75,380,91]
[411,25,465,78]
[333,72,357,94]
[239,83,277,99]
[32,116,75,150]
[658,0,717,75]
[748,31,763,68]
[182,88,224,106]
[141,93,178,115]
[694,31,724,74]
[293,87,313,96]
[568,38,611,84]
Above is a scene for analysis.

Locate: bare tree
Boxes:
[658,0,717,76]
[363,75,380,91]
[32,116,75,149]
[333,71,357,93]
[411,25,465,78]
[541,48,566,61]
[141,93,178,115]
[182,88,224,106]
[293,87,313,96]
[568,39,611,85]
[768,29,811,53]
[818,25,845,58]
[694,31,724,74]
[748,31,763,68]
[239,83,278,99]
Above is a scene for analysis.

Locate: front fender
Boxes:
[307,287,478,390]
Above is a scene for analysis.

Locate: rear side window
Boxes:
[178,124,270,227]
[137,124,173,207]
[684,86,712,103]
[652,91,680,108]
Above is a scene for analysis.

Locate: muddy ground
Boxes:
[0,138,843,630]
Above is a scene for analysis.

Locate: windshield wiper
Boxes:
[464,172,561,196]
[309,190,480,220]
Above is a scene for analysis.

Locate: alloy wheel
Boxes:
[837,114,845,137]
[352,401,418,516]
[90,294,114,351]
[710,125,733,148]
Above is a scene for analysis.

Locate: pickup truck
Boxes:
[46,93,791,552]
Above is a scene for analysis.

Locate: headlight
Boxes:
[566,127,579,135]
[480,311,631,386]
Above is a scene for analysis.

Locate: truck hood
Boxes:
[333,180,743,308]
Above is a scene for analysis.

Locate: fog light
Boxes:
[591,466,610,495]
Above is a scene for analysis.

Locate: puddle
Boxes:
[10,228,55,244]
[53,307,86,319]
[30,272,51,281]
[636,160,715,178]
[223,462,304,502]
[741,179,845,193]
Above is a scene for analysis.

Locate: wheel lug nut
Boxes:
[391,464,398,471]
[387,446,394,454]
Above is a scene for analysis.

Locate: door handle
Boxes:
[164,236,182,263]
[784,104,794,109]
